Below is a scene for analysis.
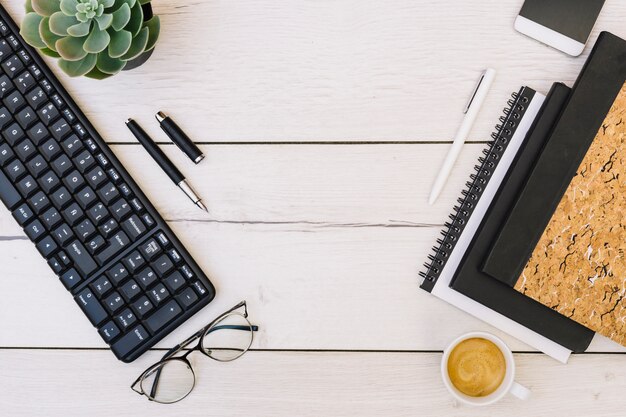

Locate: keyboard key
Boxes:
[95,231,130,265]
[75,186,97,209]
[106,263,129,286]
[74,218,96,241]
[38,103,59,126]
[129,198,144,213]
[104,291,124,314]
[121,214,146,240]
[4,90,25,113]
[133,295,156,321]
[24,219,45,241]
[145,300,182,334]
[6,158,26,181]
[87,234,105,254]
[28,190,50,213]
[111,325,149,358]
[123,251,145,273]
[36,235,58,258]
[62,202,84,226]
[14,138,36,161]
[16,174,38,197]
[0,41,11,61]
[141,213,155,229]
[16,106,37,129]
[12,203,34,226]
[66,240,98,276]
[27,121,48,145]
[0,143,15,166]
[75,288,108,326]
[136,267,157,290]
[6,35,20,50]
[152,254,174,277]
[87,202,109,224]
[51,118,71,141]
[99,321,120,343]
[167,248,183,264]
[53,223,74,246]
[148,283,169,305]
[41,207,62,229]
[61,134,82,157]
[118,183,132,198]
[51,186,71,209]
[51,154,72,176]
[86,166,106,189]
[50,93,64,109]
[39,79,53,94]
[176,287,199,309]
[0,170,22,210]
[62,108,76,124]
[40,138,62,161]
[191,280,208,296]
[2,55,24,77]
[63,170,85,193]
[155,231,170,247]
[48,257,63,274]
[180,265,194,280]
[17,50,31,65]
[28,64,43,80]
[97,182,119,205]
[15,71,35,94]
[0,106,11,129]
[115,308,137,331]
[99,218,118,238]
[0,20,9,36]
[3,122,25,145]
[107,168,121,183]
[26,154,48,178]
[25,86,45,109]
[140,238,161,260]
[120,279,141,301]
[164,271,185,293]
[74,150,95,173]
[60,268,82,290]
[92,276,113,298]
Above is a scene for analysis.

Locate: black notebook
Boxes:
[448,82,595,353]
[419,86,575,361]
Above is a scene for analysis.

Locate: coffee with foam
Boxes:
[446,337,506,397]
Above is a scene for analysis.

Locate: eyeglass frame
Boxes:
[131,300,258,403]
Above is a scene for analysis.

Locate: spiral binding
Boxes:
[419,88,531,291]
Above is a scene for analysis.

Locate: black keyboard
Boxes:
[0,7,215,362]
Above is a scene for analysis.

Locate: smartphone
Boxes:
[515,0,606,56]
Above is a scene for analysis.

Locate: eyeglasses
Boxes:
[131,301,258,403]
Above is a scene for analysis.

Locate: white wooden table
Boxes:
[1,1,626,415]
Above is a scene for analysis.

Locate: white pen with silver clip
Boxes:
[428,68,496,205]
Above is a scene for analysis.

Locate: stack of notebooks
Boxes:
[420,32,626,362]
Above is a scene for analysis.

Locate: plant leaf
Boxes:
[96,51,126,74]
[31,0,61,17]
[139,0,151,4]
[40,17,64,50]
[60,0,79,15]
[84,67,112,80]
[58,53,97,77]
[25,0,35,13]
[49,11,80,36]
[119,26,148,61]
[95,13,113,31]
[108,29,132,58]
[124,0,143,36]
[84,26,111,54]
[56,35,88,60]
[102,0,116,8]
[40,47,61,58]
[20,13,46,49]
[143,15,159,51]
[111,3,131,31]
[67,21,91,37]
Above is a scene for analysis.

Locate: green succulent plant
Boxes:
[20,0,160,79]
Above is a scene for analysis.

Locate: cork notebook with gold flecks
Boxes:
[515,82,626,346]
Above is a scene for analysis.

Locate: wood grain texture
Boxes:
[1,350,626,417]
[3,0,626,143]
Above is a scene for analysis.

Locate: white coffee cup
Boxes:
[441,332,531,406]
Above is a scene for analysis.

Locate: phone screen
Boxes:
[520,0,605,43]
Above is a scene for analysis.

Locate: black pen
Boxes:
[125,119,208,212]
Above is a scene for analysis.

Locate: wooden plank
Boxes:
[0,143,486,233]
[0,223,622,352]
[3,1,626,143]
[1,350,625,416]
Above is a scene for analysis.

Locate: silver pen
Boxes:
[126,118,208,212]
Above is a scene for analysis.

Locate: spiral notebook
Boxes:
[419,86,573,362]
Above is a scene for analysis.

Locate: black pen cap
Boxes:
[156,111,205,164]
